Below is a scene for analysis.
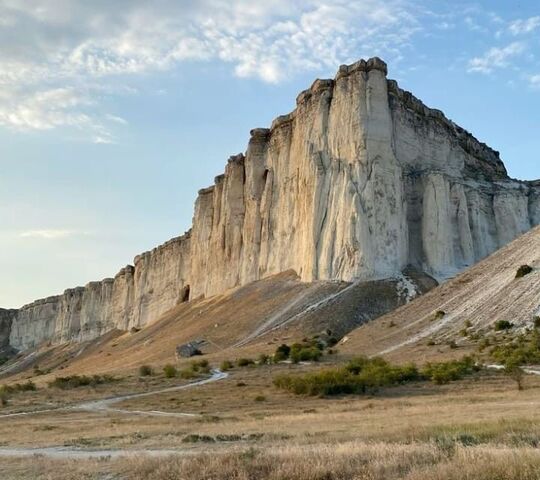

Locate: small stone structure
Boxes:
[176,341,204,359]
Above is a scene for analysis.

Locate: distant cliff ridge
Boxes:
[4,57,540,351]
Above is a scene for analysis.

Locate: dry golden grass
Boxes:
[3,442,540,479]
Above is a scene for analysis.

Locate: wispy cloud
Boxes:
[509,16,540,35]
[0,0,421,140]
[19,229,89,240]
[529,74,540,90]
[467,42,526,74]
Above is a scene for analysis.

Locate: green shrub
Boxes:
[237,358,254,367]
[254,395,266,402]
[422,357,478,385]
[0,356,8,366]
[220,360,233,371]
[48,375,115,390]
[273,344,291,362]
[139,365,153,376]
[191,359,210,373]
[274,357,421,396]
[290,345,322,363]
[534,317,540,329]
[490,330,540,366]
[179,368,198,379]
[163,364,177,378]
[515,265,533,278]
[447,340,458,349]
[494,320,514,331]
[1,380,37,394]
[434,310,446,320]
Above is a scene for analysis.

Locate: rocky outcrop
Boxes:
[9,234,191,350]
[188,57,540,295]
[5,57,540,351]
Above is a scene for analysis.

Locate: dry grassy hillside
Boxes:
[342,225,540,362]
[1,268,435,382]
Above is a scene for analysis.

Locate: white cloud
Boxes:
[19,229,87,239]
[529,74,540,89]
[509,16,540,35]
[0,0,421,139]
[467,42,525,74]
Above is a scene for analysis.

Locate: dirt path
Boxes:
[0,370,228,458]
[0,446,186,459]
[0,370,228,420]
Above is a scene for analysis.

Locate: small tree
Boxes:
[505,358,524,391]
[274,344,291,362]
[163,364,177,378]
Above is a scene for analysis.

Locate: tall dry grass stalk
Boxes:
[126,441,540,480]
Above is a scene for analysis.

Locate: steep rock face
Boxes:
[5,57,540,351]
[0,309,16,351]
[9,234,191,350]
[189,58,540,296]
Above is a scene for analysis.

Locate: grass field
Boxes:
[1,361,540,479]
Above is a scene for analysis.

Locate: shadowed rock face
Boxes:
[0,309,16,352]
[6,57,540,351]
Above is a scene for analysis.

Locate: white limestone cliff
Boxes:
[5,58,540,351]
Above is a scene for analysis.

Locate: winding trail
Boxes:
[0,370,228,458]
[0,370,228,420]
[74,369,228,417]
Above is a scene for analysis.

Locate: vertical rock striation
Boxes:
[5,57,540,351]
[9,234,191,350]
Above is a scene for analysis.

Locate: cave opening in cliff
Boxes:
[181,285,190,303]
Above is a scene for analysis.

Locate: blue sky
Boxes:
[0,0,539,308]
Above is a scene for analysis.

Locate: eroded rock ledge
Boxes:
[6,57,540,351]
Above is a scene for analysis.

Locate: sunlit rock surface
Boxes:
[7,58,540,351]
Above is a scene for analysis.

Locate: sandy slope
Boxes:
[342,226,540,362]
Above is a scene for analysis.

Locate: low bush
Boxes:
[254,395,266,402]
[163,364,177,378]
[0,380,37,394]
[48,375,115,390]
[179,368,198,379]
[273,344,291,362]
[191,359,210,374]
[494,320,514,331]
[290,344,322,363]
[0,356,8,366]
[422,357,478,385]
[515,264,533,278]
[237,358,254,367]
[220,360,233,371]
[490,330,540,366]
[139,365,153,376]
[274,356,480,396]
[434,310,446,320]
[274,357,420,396]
